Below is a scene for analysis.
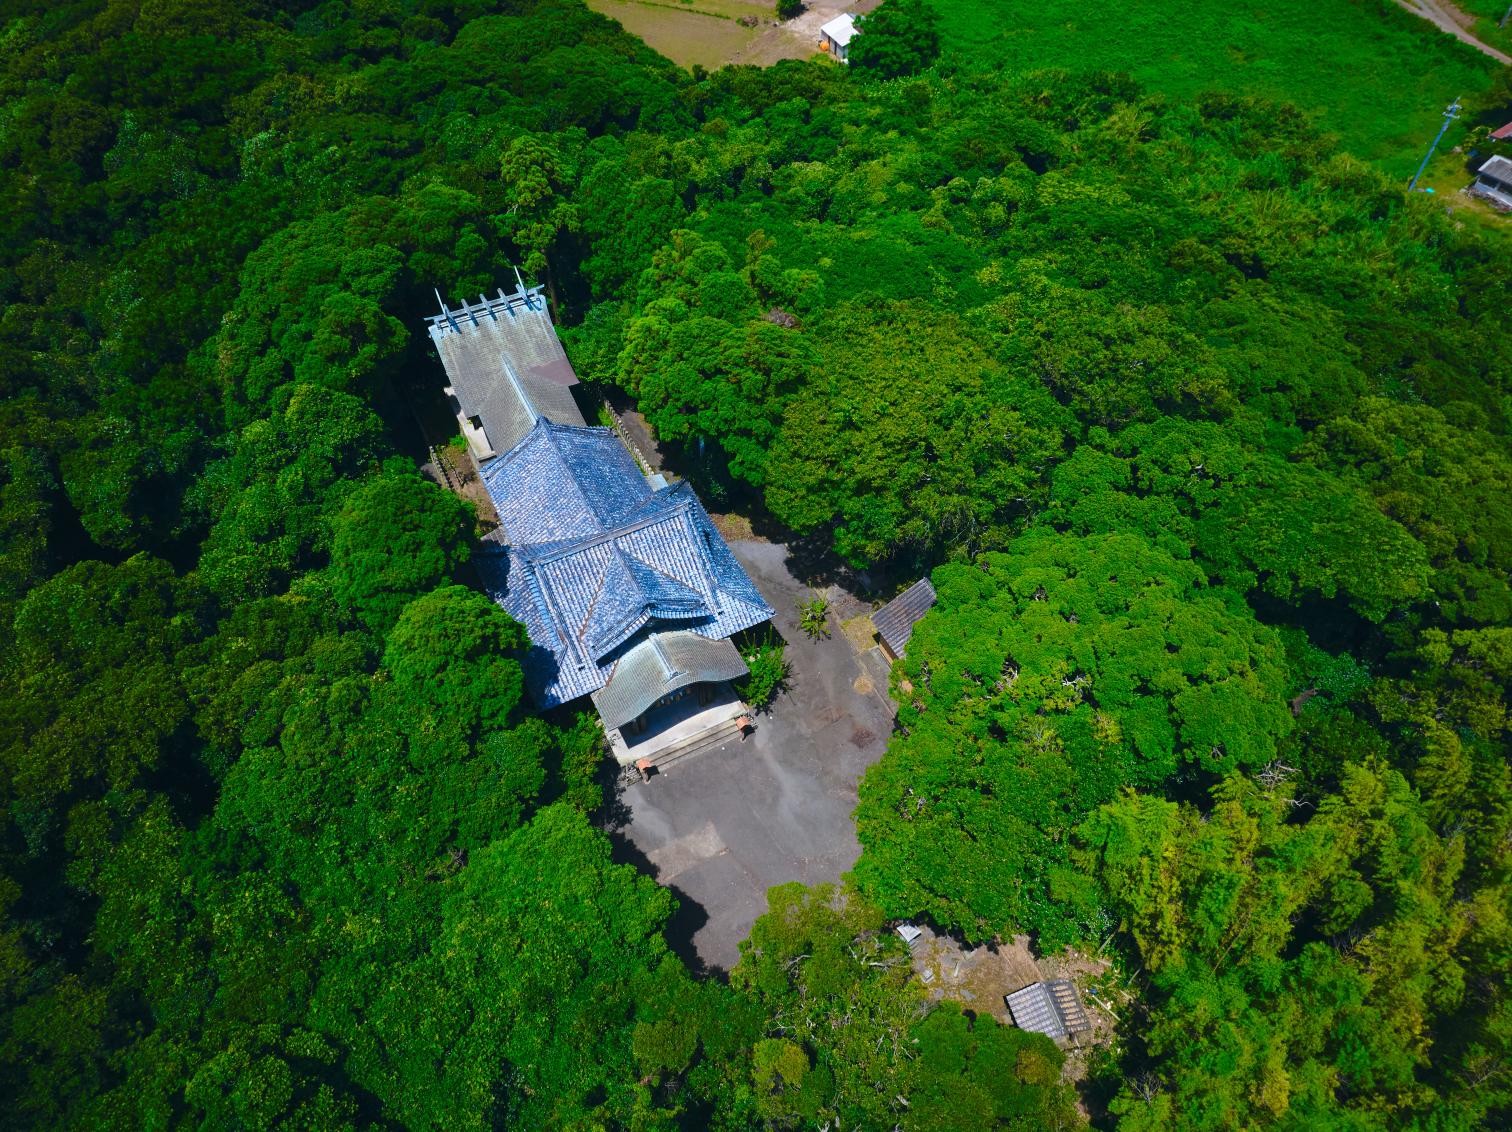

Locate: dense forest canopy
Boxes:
[1,0,1509,1128]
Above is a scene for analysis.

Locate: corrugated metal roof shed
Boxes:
[1491,121,1512,141]
[872,578,937,659]
[1004,980,1092,1041]
[592,631,748,730]
[1477,154,1512,183]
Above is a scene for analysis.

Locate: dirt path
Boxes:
[1395,0,1512,65]
[726,0,882,68]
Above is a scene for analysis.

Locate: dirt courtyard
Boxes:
[606,539,897,972]
[584,0,880,71]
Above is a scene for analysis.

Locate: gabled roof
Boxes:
[475,423,773,708]
[873,577,937,658]
[1004,981,1092,1041]
[428,285,584,458]
[821,12,858,45]
[1491,121,1512,141]
[1477,154,1512,182]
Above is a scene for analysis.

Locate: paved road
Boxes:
[607,540,896,974]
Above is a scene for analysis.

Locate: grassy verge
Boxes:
[936,0,1499,175]
[1412,144,1512,250]
[1457,0,1512,54]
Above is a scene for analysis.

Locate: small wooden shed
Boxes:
[1004,980,1092,1042]
[819,13,858,63]
[1469,154,1512,211]
[872,578,937,663]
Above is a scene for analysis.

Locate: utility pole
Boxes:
[1500,3,1510,29]
[1408,97,1462,193]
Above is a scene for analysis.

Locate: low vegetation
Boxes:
[933,0,1507,175]
[1,0,1508,1128]
[736,631,791,709]
[797,592,832,640]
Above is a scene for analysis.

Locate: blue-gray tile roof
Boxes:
[481,420,650,543]
[476,419,773,708]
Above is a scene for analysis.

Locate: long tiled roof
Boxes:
[475,421,773,708]
[429,285,584,458]
[481,421,651,543]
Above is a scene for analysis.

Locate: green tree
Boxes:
[193,384,386,603]
[768,302,1070,563]
[1080,761,1487,1128]
[391,804,683,1128]
[731,883,916,1129]
[329,473,474,632]
[497,134,579,303]
[849,0,941,79]
[3,556,193,849]
[906,1004,1078,1132]
[855,530,1293,945]
[1050,420,1434,621]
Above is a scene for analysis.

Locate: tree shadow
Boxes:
[596,760,717,981]
[733,496,930,604]
[594,754,635,833]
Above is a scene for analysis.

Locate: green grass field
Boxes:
[936,0,1500,176]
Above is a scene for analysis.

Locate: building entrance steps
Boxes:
[605,683,750,768]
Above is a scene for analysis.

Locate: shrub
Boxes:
[737,633,790,710]
[797,592,831,640]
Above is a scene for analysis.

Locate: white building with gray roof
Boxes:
[426,281,584,460]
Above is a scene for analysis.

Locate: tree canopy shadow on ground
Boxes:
[596,757,718,980]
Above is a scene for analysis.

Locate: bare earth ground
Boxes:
[906,922,1124,1103]
[584,0,880,70]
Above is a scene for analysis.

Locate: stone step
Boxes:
[644,719,744,770]
[649,724,741,769]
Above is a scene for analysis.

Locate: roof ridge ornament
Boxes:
[434,288,461,334]
[512,263,538,310]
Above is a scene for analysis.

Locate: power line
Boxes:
[1407,97,1462,194]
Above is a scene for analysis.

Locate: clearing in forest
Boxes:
[584,0,879,70]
